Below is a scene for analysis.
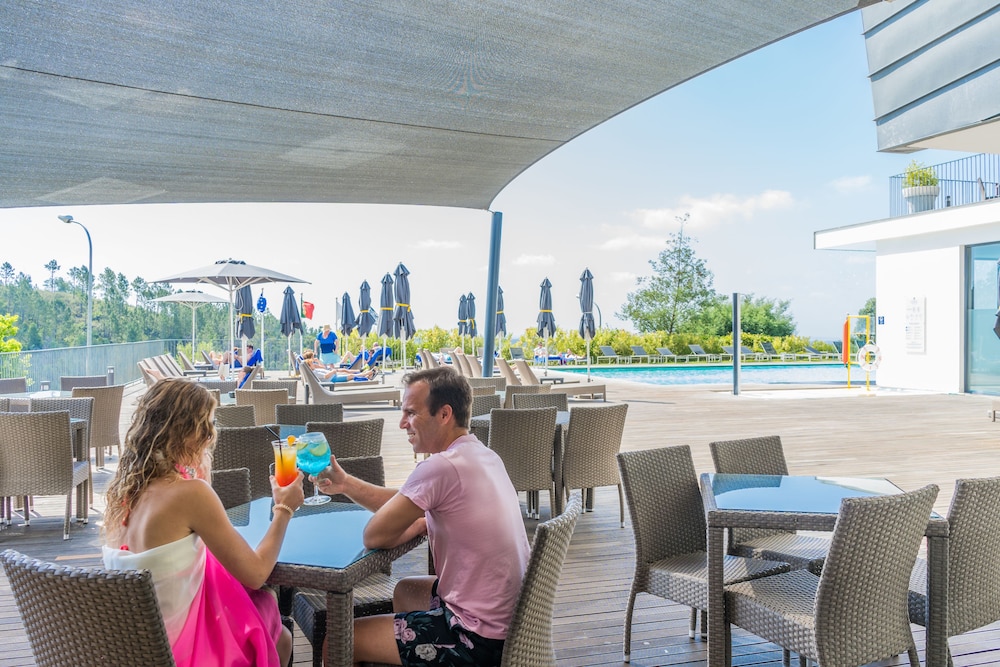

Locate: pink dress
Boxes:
[103,534,282,666]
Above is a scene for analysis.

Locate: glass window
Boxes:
[966,242,1000,394]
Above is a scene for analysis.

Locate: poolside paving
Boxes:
[2,371,999,665]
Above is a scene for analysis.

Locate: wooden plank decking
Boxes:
[3,374,1000,666]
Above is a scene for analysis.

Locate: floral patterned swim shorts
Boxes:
[394,582,505,666]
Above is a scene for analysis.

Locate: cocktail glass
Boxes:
[272,440,299,487]
[295,432,332,505]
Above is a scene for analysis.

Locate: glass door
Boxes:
[966,242,1000,394]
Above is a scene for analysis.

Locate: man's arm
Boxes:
[363,492,427,549]
[312,456,397,512]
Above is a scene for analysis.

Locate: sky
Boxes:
[0,11,966,342]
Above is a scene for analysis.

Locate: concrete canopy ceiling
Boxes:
[1,1,873,210]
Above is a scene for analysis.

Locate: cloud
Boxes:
[417,239,461,249]
[598,234,666,251]
[828,175,872,193]
[513,253,555,266]
[634,190,794,230]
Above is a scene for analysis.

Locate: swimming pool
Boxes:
[560,363,867,386]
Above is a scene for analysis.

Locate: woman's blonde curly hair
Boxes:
[103,379,216,542]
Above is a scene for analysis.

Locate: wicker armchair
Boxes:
[70,384,124,469]
[561,402,628,525]
[196,379,239,394]
[210,467,251,509]
[709,435,829,574]
[724,484,938,667]
[275,402,344,425]
[471,385,497,397]
[0,411,90,539]
[503,383,550,409]
[500,493,582,667]
[29,396,95,503]
[908,476,1000,663]
[215,404,256,428]
[616,446,790,662]
[467,376,506,392]
[487,407,558,519]
[306,418,384,459]
[0,377,27,394]
[1,549,175,666]
[251,378,299,402]
[213,425,274,500]
[0,397,9,411]
[235,388,290,426]
[511,392,568,411]
[470,393,502,445]
[59,374,107,390]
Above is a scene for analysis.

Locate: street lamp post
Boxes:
[58,215,93,373]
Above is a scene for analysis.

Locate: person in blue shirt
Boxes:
[314,324,340,366]
[237,343,263,388]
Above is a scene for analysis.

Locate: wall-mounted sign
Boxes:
[905,297,925,354]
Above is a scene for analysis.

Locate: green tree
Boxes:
[692,294,796,336]
[44,259,60,291]
[0,314,22,351]
[856,297,876,337]
[0,262,14,286]
[618,214,717,333]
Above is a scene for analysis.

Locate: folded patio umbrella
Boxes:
[393,263,416,368]
[466,292,477,356]
[279,286,303,372]
[537,277,557,373]
[235,284,256,341]
[377,273,394,338]
[340,292,357,357]
[496,286,507,337]
[457,295,468,337]
[356,280,376,337]
[578,268,596,381]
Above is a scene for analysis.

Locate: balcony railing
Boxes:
[889,153,1000,217]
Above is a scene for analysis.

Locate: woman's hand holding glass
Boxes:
[270,471,305,513]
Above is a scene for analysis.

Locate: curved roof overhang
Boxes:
[0,1,874,210]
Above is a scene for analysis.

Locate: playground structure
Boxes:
[844,314,880,390]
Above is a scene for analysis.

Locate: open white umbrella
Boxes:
[151,290,227,354]
[155,259,307,377]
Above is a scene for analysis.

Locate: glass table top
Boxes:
[706,474,904,514]
[231,497,374,569]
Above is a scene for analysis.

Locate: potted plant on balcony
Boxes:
[902,160,939,213]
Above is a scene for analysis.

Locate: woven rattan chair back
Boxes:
[29,397,95,465]
[503,383,549,408]
[0,377,27,394]
[471,385,496,397]
[197,379,239,394]
[276,403,344,425]
[251,379,299,402]
[470,394,502,444]
[468,376,506,392]
[235,388,289,426]
[213,426,274,500]
[511,392,568,411]
[211,467,252,509]
[562,403,628,524]
[59,374,108,390]
[1,549,176,667]
[500,493,582,667]
[306,419,384,458]
[205,388,221,406]
[488,407,558,517]
[815,485,938,667]
[70,384,124,468]
[0,411,89,538]
[709,435,789,546]
[215,404,256,428]
[496,357,521,387]
[0,397,9,411]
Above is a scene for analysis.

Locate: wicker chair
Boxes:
[235,388,290,426]
[251,378,299,402]
[709,435,829,574]
[470,393,502,445]
[503,383,550,409]
[724,484,939,667]
[487,407,559,519]
[561,402,628,525]
[59,374,107,390]
[205,388,221,406]
[907,477,1000,664]
[0,397,9,411]
[213,426,274,500]
[70,384,124,469]
[215,404,256,428]
[467,376,506,392]
[500,493,582,667]
[471,385,497,397]
[616,446,790,663]
[511,392,568,411]
[29,396,95,504]
[196,378,239,394]
[275,402,344,425]
[211,467,251,509]
[1,549,175,666]
[0,377,27,394]
[0,411,90,539]
[306,418,384,458]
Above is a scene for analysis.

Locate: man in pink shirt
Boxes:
[313,366,530,666]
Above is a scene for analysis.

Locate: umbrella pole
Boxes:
[228,290,235,380]
[586,337,592,382]
[260,310,264,377]
[191,306,197,357]
[544,331,549,376]
[382,335,387,384]
[287,334,293,376]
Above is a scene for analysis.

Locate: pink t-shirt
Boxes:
[400,434,530,640]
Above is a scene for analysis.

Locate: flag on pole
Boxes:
[301,297,315,320]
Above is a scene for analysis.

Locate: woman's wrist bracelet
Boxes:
[273,503,295,518]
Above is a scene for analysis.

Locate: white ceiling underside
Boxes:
[1,1,872,210]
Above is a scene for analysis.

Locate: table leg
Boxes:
[326,589,354,667]
[925,535,949,667]
[708,525,726,667]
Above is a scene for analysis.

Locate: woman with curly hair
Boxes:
[102,379,304,666]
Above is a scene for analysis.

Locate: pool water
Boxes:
[560,363,869,386]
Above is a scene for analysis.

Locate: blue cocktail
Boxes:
[295,432,332,505]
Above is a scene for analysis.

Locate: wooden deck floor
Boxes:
[3,375,1000,666]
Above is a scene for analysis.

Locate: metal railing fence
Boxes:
[0,340,178,389]
[890,153,1000,217]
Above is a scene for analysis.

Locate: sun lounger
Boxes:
[652,347,678,363]
[803,345,838,360]
[720,346,736,361]
[687,344,720,362]
[597,345,624,364]
[513,359,606,400]
[509,347,526,361]
[629,346,651,364]
[299,364,400,406]
[760,341,796,361]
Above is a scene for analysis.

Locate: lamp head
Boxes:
[57,215,74,223]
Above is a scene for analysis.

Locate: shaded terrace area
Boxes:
[2,377,1000,665]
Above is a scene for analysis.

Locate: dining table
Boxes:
[701,473,949,667]
[470,409,571,514]
[229,497,422,667]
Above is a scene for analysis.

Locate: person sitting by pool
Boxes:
[533,343,547,364]
[301,351,377,382]
[236,344,264,388]
[561,349,581,364]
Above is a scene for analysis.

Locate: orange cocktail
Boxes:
[272,439,299,487]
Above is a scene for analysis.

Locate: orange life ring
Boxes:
[856,343,881,372]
